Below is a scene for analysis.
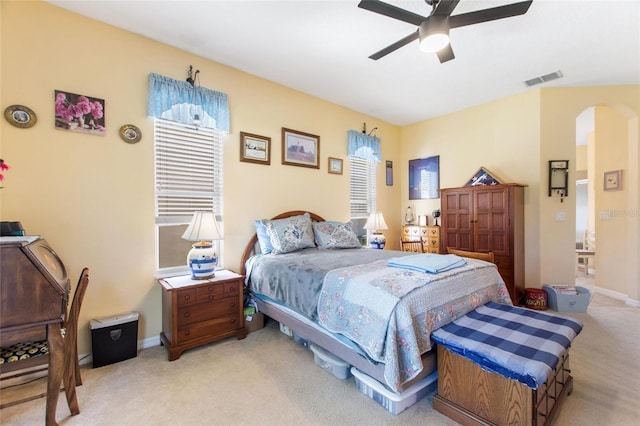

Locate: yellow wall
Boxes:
[0,1,401,354]
[1,2,638,358]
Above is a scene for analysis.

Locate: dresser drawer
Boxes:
[177,315,240,343]
[177,289,196,307]
[177,298,239,326]
[224,281,240,298]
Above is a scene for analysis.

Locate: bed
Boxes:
[240,211,511,392]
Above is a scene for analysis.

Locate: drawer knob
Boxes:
[183,295,190,301]
[184,312,191,318]
[230,319,236,324]
[209,295,215,301]
[208,287,214,293]
[185,330,190,335]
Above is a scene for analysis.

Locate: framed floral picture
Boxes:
[282,128,320,169]
[603,170,622,191]
[54,90,105,136]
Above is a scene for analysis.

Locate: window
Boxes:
[349,155,376,245]
[154,118,224,276]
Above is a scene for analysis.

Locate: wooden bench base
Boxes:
[433,345,573,426]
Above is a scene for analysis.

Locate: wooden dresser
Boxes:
[402,225,440,253]
[158,270,246,361]
[440,183,525,304]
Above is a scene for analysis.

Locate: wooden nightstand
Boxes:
[158,270,247,361]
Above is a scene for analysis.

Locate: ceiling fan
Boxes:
[358,0,533,63]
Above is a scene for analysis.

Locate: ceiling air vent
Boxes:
[524,70,564,87]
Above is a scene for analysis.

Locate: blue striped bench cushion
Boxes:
[431,301,582,389]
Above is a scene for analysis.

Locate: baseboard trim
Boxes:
[593,286,640,307]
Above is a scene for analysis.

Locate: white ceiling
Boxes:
[45,0,639,126]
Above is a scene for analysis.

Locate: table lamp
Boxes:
[364,212,389,249]
[181,211,223,279]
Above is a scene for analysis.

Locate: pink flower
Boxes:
[0,159,9,184]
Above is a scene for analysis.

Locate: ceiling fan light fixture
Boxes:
[419,16,450,52]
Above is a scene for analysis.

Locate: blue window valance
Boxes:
[147,73,230,132]
[347,130,381,162]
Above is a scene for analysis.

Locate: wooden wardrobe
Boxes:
[440,183,525,304]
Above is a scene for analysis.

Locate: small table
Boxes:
[158,270,247,361]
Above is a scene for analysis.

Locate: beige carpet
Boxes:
[1,283,638,425]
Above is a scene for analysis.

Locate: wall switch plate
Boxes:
[555,212,566,221]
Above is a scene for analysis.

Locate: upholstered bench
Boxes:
[431,302,582,426]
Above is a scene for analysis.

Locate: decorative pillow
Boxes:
[254,220,274,254]
[313,221,361,249]
[265,212,316,254]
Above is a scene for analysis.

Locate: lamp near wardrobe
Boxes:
[364,212,389,250]
[182,211,223,279]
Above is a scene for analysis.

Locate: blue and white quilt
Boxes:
[431,301,583,389]
[317,258,511,391]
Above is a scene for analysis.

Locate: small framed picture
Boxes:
[240,132,271,165]
[603,170,622,191]
[119,124,142,144]
[282,128,320,169]
[328,157,343,175]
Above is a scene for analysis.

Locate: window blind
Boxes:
[154,118,223,223]
[349,156,376,218]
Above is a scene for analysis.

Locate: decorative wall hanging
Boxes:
[4,105,37,128]
[54,90,105,136]
[282,128,320,169]
[386,160,393,186]
[465,167,501,187]
[409,155,440,200]
[328,157,343,175]
[603,170,622,191]
[119,125,142,144]
[240,131,271,165]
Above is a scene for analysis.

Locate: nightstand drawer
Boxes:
[196,284,224,303]
[177,289,196,307]
[177,298,239,326]
[224,282,240,298]
[177,315,240,343]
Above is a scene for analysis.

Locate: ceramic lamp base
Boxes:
[369,232,386,250]
[187,242,218,279]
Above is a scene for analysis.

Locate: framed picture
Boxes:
[328,157,343,175]
[409,156,440,200]
[465,167,501,187]
[282,128,320,169]
[54,90,105,136]
[240,131,271,165]
[603,170,622,191]
[4,105,37,129]
[386,160,393,186]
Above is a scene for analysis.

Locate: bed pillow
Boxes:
[313,221,361,249]
[254,220,274,254]
[265,212,316,254]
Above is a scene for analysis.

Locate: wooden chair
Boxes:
[447,247,495,263]
[400,239,424,253]
[576,230,595,275]
[0,267,89,411]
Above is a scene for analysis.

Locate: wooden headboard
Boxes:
[239,210,326,275]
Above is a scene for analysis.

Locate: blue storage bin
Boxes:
[543,285,592,312]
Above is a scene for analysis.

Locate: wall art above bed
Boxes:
[240,131,271,165]
[282,127,320,169]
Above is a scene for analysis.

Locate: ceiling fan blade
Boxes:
[449,1,533,29]
[436,44,455,63]
[432,0,461,17]
[369,31,419,60]
[358,0,426,26]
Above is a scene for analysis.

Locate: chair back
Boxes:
[447,247,495,263]
[400,239,424,253]
[65,268,89,386]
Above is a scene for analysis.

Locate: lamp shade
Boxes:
[364,212,389,231]
[182,211,223,242]
[419,16,450,52]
